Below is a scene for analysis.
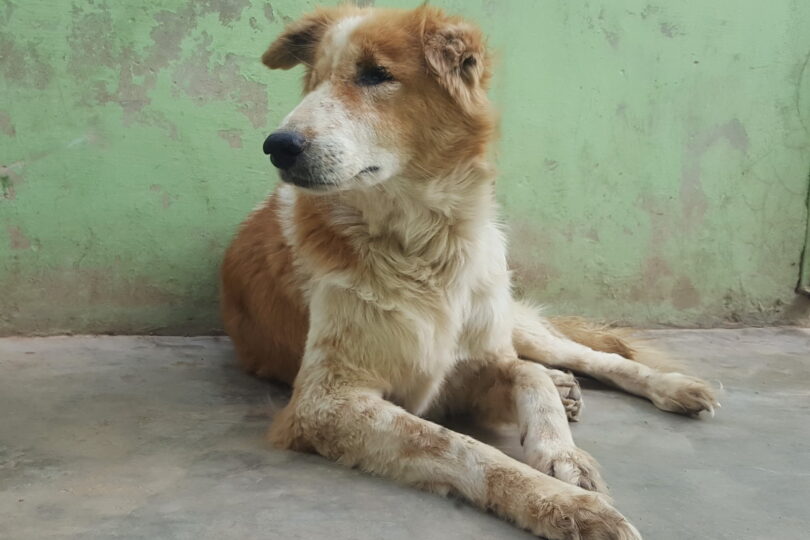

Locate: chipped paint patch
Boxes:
[0,111,15,136]
[0,175,14,200]
[263,3,275,22]
[172,34,268,128]
[671,276,701,309]
[659,22,684,38]
[218,129,243,148]
[681,119,750,226]
[7,226,30,250]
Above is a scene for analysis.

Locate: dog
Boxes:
[221,6,718,539]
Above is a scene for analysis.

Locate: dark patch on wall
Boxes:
[263,3,276,23]
[659,22,682,38]
[0,265,220,336]
[199,0,250,25]
[149,184,174,209]
[0,161,24,200]
[0,111,15,136]
[0,36,54,89]
[506,221,561,298]
[218,129,243,148]
[671,275,701,309]
[6,226,30,250]
[681,119,749,226]
[1,174,15,199]
[66,0,265,136]
[173,34,268,128]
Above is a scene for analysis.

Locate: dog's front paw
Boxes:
[546,368,583,421]
[537,491,642,540]
[562,493,642,539]
[649,372,719,417]
[527,446,607,493]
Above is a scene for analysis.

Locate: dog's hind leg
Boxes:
[512,301,718,417]
[436,357,607,493]
[271,371,638,540]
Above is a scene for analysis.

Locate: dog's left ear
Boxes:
[423,20,489,112]
[262,8,338,70]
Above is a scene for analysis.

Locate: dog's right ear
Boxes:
[262,9,338,70]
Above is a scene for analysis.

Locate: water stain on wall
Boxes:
[6,226,30,250]
[218,129,243,148]
[671,275,701,309]
[681,119,750,226]
[0,111,15,136]
[0,36,54,89]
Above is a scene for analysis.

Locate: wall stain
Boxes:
[67,0,264,136]
[0,161,24,200]
[7,226,30,250]
[0,266,198,336]
[0,111,15,136]
[149,184,174,209]
[640,5,661,20]
[263,3,276,23]
[0,36,54,89]
[173,33,268,128]
[0,175,14,200]
[629,255,673,303]
[671,275,701,309]
[218,129,243,148]
[507,221,561,297]
[659,22,682,38]
[199,0,250,25]
[681,119,750,226]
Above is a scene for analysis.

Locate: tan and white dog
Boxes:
[221,6,717,539]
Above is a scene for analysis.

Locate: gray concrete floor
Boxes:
[1,329,808,540]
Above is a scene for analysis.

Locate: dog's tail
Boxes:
[547,316,682,372]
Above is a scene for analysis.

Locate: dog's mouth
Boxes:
[279,170,334,191]
[280,166,381,192]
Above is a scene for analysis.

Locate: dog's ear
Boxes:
[423,15,490,112]
[262,8,338,70]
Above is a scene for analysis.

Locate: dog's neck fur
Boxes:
[333,160,497,261]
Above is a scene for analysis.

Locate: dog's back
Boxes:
[221,193,306,384]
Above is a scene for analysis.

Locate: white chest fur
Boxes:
[285,177,515,414]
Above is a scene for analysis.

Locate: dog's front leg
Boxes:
[271,370,640,540]
[439,358,606,492]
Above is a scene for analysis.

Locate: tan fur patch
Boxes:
[220,192,308,384]
[394,414,452,458]
[292,193,358,274]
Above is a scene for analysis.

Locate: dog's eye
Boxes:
[356,65,395,86]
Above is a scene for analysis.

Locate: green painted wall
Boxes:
[1,0,809,335]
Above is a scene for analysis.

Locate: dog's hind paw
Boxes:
[546,368,583,422]
[648,372,719,417]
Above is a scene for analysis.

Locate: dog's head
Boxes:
[260,6,494,192]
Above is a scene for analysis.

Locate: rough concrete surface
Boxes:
[1,328,808,539]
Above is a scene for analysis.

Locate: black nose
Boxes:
[263,131,307,170]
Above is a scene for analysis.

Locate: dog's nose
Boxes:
[263,131,308,170]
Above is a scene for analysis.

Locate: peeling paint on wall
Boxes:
[0,0,809,335]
